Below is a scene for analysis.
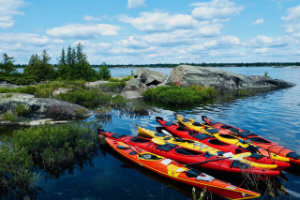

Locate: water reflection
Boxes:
[6,66,300,199]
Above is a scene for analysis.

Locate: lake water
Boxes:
[16,67,300,199]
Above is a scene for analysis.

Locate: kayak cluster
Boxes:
[98,115,299,200]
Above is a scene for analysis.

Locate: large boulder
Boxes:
[168,65,294,92]
[121,68,167,99]
[0,93,92,120]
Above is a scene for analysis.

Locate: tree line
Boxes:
[0,43,111,84]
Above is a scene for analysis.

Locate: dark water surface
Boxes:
[34,67,300,199]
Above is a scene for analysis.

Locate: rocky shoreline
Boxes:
[0,65,295,126]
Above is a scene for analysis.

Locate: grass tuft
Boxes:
[142,85,216,106]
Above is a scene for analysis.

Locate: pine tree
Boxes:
[59,48,66,65]
[0,53,16,74]
[24,50,57,81]
[67,46,72,66]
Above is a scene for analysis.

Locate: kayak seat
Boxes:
[230,127,240,134]
[130,136,150,143]
[175,148,202,156]
[245,145,259,153]
[138,153,162,160]
[156,143,177,151]
[165,122,176,127]
[231,160,250,169]
[248,137,271,143]
[129,150,138,155]
[206,128,219,134]
[117,145,129,150]
[177,126,187,131]
[219,134,237,139]
[155,132,166,137]
[235,148,242,154]
[250,153,264,160]
[207,139,228,146]
[221,125,232,130]
[237,131,256,138]
[182,118,191,122]
[286,152,300,160]
[217,151,225,156]
[192,122,202,126]
[193,133,212,140]
[185,169,199,178]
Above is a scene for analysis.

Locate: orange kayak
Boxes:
[202,116,300,165]
[104,136,260,200]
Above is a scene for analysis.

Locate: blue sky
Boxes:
[0,0,300,64]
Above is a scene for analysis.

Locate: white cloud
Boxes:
[0,33,62,46]
[252,18,264,25]
[282,5,300,37]
[120,12,196,32]
[127,0,145,9]
[191,0,243,20]
[46,23,120,39]
[0,0,24,28]
[83,15,101,22]
[248,35,288,47]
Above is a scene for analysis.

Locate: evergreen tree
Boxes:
[59,48,66,65]
[58,43,98,81]
[24,50,57,81]
[66,46,72,66]
[98,63,111,80]
[0,53,16,74]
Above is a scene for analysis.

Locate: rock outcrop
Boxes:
[121,68,168,99]
[168,65,294,92]
[0,93,92,120]
[0,82,20,88]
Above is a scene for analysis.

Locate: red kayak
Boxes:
[104,136,260,200]
[156,117,289,170]
[100,130,280,176]
[202,116,300,165]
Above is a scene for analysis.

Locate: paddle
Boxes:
[186,156,232,167]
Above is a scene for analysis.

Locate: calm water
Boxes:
[31,67,300,199]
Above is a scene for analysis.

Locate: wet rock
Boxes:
[168,65,295,92]
[121,68,167,99]
[0,96,92,120]
[0,93,34,99]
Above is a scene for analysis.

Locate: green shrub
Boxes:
[121,75,133,82]
[108,76,132,83]
[0,81,86,98]
[55,88,127,109]
[12,123,98,172]
[142,85,216,106]
[0,144,36,197]
[15,104,30,117]
[1,111,17,122]
[108,77,120,82]
[98,65,111,80]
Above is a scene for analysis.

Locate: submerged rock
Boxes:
[168,65,295,92]
[121,68,167,99]
[0,94,92,120]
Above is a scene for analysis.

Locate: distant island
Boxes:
[12,62,300,68]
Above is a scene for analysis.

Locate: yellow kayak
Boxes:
[176,115,290,163]
[137,126,279,170]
